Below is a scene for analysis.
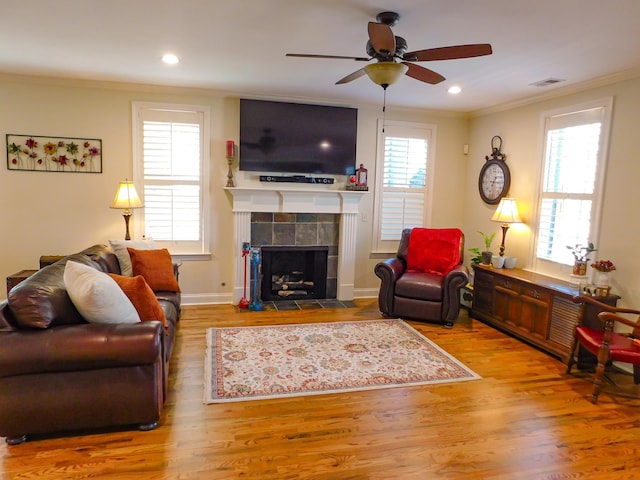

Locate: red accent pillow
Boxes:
[127,248,181,293]
[108,273,168,330]
[406,228,462,276]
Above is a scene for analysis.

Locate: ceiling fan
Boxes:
[286,11,492,89]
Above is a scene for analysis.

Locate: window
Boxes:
[133,102,210,256]
[372,120,435,253]
[533,98,612,277]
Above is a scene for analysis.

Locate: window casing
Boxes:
[372,120,436,253]
[133,102,211,256]
[532,98,612,278]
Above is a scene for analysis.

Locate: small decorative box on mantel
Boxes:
[345,185,369,191]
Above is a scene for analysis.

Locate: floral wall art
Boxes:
[6,134,102,173]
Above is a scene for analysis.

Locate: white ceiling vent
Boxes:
[529,78,566,87]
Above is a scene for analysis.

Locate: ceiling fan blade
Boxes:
[335,68,367,85]
[367,22,396,56]
[403,62,445,85]
[286,53,370,62]
[406,44,493,62]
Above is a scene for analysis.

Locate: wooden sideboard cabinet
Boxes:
[471,265,619,363]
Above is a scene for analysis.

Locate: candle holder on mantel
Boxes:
[226,140,236,187]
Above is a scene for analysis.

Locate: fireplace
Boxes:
[261,246,328,301]
[225,186,366,304]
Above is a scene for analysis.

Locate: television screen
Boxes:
[239,99,357,176]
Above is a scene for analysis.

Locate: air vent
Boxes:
[529,78,566,87]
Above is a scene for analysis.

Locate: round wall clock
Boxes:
[478,136,511,205]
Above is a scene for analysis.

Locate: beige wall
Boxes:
[466,76,640,307]
[4,73,634,306]
[0,75,469,302]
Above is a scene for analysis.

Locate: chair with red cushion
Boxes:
[374,228,469,328]
[567,295,640,403]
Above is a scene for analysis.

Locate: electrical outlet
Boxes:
[361,213,368,222]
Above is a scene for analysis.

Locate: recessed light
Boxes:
[448,85,462,94]
[162,53,179,65]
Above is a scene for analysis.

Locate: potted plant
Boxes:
[478,231,496,265]
[590,259,616,286]
[468,247,482,267]
[566,243,597,276]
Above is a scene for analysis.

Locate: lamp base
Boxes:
[498,224,509,256]
[123,212,132,240]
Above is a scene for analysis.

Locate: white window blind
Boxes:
[373,121,435,252]
[380,137,427,240]
[133,103,210,255]
[533,100,612,276]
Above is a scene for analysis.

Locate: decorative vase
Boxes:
[593,271,610,286]
[572,261,587,276]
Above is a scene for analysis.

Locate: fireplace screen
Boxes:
[260,246,328,301]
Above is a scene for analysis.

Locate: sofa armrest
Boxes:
[0,321,163,378]
[441,265,470,323]
[374,257,407,315]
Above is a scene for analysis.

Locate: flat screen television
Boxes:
[239,99,357,176]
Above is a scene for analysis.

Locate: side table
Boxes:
[6,269,38,296]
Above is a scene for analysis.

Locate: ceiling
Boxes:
[2,0,640,112]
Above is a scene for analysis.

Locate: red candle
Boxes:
[226,140,234,158]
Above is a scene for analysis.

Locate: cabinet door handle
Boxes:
[532,290,540,299]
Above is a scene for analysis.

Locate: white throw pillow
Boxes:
[108,239,156,276]
[63,261,141,324]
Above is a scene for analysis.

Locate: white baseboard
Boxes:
[181,293,233,305]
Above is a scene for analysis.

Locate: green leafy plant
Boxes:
[478,231,496,251]
[468,247,482,266]
[566,243,597,262]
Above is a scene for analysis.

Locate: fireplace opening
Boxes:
[260,246,328,301]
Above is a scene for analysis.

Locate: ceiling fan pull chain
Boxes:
[382,88,387,132]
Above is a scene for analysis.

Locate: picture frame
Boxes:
[6,134,102,173]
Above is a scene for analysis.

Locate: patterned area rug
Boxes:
[204,319,480,403]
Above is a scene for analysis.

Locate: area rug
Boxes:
[204,319,480,403]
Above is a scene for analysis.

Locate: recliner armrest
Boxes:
[374,257,407,315]
[441,265,470,323]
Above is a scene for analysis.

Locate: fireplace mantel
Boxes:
[225,186,366,303]
[224,186,365,214]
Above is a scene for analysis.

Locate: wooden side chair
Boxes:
[567,295,640,403]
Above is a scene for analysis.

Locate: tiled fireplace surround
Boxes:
[251,212,340,299]
[225,187,366,304]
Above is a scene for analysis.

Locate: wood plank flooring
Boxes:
[3,299,640,479]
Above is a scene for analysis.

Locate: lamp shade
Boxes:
[491,197,521,224]
[364,62,409,88]
[110,180,144,212]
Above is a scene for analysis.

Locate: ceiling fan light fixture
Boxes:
[364,62,408,89]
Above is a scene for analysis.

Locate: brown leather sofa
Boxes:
[374,228,469,328]
[0,244,181,445]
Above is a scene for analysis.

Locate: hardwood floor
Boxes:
[3,299,640,479]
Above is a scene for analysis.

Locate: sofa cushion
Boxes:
[109,239,156,277]
[406,228,462,276]
[108,274,168,329]
[64,261,141,325]
[6,254,100,329]
[128,248,181,293]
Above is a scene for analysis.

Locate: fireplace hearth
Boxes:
[261,246,328,301]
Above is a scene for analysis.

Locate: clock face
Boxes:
[479,160,510,204]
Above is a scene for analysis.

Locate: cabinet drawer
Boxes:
[521,285,550,304]
[495,277,520,293]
